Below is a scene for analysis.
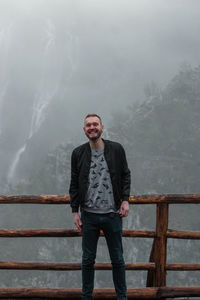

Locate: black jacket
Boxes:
[69,139,131,213]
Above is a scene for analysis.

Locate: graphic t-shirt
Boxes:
[84,146,116,213]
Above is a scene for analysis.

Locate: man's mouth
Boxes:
[88,130,98,134]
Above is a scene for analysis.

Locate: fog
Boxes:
[1,0,200,183]
[0,0,200,291]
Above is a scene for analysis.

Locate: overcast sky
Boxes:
[1,0,200,123]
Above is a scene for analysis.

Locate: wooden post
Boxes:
[147,203,169,288]
[155,203,169,287]
[146,239,156,286]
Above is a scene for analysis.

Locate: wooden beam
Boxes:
[166,263,200,271]
[2,261,200,272]
[122,230,155,238]
[159,286,200,298]
[167,229,200,239]
[0,195,70,204]
[0,229,81,237]
[1,194,200,205]
[0,261,155,271]
[0,287,156,299]
[130,194,200,204]
[0,287,200,299]
[0,229,155,238]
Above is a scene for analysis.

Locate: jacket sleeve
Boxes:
[69,149,80,213]
[120,145,131,202]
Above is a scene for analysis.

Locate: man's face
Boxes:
[83,116,104,141]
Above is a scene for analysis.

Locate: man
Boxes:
[69,113,131,300]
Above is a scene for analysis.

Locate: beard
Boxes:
[85,129,103,141]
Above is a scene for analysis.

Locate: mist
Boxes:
[0,0,200,292]
[1,0,200,184]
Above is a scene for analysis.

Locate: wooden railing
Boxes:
[0,194,200,299]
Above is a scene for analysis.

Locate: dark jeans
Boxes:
[81,211,127,300]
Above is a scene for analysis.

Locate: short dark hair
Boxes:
[85,114,102,124]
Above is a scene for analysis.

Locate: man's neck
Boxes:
[89,137,104,149]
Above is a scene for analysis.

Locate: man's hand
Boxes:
[73,212,82,232]
[119,201,129,217]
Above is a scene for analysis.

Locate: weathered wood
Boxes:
[0,261,155,271]
[122,229,155,238]
[1,194,200,204]
[130,194,200,204]
[0,287,156,299]
[0,194,199,299]
[146,239,156,287]
[0,229,81,237]
[0,195,70,204]
[167,229,200,239]
[0,287,200,299]
[166,263,200,270]
[154,203,168,287]
[146,204,169,288]
[159,286,200,298]
[0,229,155,238]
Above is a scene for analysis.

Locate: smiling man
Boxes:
[69,113,131,300]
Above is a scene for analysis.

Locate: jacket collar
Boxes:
[86,138,109,153]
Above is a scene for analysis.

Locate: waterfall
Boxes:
[7,19,58,182]
[7,144,27,182]
[28,19,57,140]
[28,87,58,140]
[7,17,79,183]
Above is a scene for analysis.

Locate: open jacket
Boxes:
[69,139,131,213]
